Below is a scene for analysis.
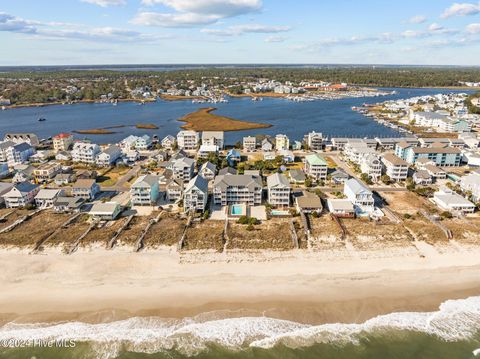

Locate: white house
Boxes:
[130,174,160,206]
[165,178,183,202]
[360,154,382,182]
[71,142,101,164]
[199,161,217,181]
[275,134,290,151]
[161,135,176,150]
[267,173,291,207]
[202,131,224,149]
[3,182,40,208]
[72,179,100,200]
[35,188,64,209]
[177,131,199,150]
[89,201,122,220]
[305,131,323,151]
[381,153,409,181]
[96,145,122,167]
[460,171,480,202]
[304,153,328,180]
[243,136,257,152]
[183,175,209,212]
[432,187,475,214]
[135,135,152,150]
[343,178,374,213]
[52,133,74,152]
[170,157,195,182]
[6,142,35,167]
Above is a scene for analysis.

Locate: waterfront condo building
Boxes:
[52,133,74,152]
[72,142,101,164]
[213,174,263,206]
[381,153,409,181]
[267,173,291,207]
[243,136,257,152]
[304,153,328,180]
[202,131,224,149]
[177,131,199,150]
[275,134,290,151]
[404,146,461,166]
[6,142,35,167]
[305,131,323,151]
[183,175,209,213]
[130,174,160,206]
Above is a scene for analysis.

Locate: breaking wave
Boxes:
[1,296,479,358]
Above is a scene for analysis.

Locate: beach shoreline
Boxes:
[1,245,480,326]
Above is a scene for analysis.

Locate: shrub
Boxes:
[246,223,255,231]
[403,213,411,219]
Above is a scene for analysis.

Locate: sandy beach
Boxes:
[1,244,480,326]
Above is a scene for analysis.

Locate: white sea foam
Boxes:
[1,296,479,358]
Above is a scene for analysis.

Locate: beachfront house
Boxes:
[243,136,257,152]
[52,133,74,152]
[34,188,64,209]
[183,175,209,213]
[135,135,152,150]
[381,153,409,182]
[202,131,224,149]
[161,135,176,150]
[213,174,263,206]
[165,178,183,202]
[33,162,62,183]
[53,196,84,213]
[294,190,322,214]
[71,142,101,164]
[275,134,290,151]
[360,154,382,182]
[305,131,323,151]
[403,146,462,166]
[89,201,122,221]
[170,157,195,182]
[72,179,100,200]
[226,149,241,167]
[3,182,40,208]
[460,171,480,202]
[96,145,122,167]
[6,142,35,167]
[304,153,328,181]
[267,173,291,207]
[177,131,199,150]
[130,174,160,206]
[0,183,13,206]
[432,187,475,214]
[343,178,374,213]
[327,198,355,217]
[199,161,217,181]
[413,170,433,185]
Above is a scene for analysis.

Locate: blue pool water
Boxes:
[231,205,244,215]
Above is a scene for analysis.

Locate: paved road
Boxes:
[101,165,141,192]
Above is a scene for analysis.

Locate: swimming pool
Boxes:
[230,205,245,216]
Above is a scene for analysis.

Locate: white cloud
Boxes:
[441,2,480,18]
[131,11,219,27]
[408,15,427,24]
[80,0,127,7]
[466,23,480,33]
[265,35,286,43]
[134,0,262,27]
[201,23,290,36]
[401,30,427,38]
[141,0,262,17]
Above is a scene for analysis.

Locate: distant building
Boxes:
[177,131,199,150]
[135,135,152,150]
[404,146,461,166]
[96,145,122,167]
[53,133,74,152]
[243,136,257,152]
[71,142,101,164]
[275,134,290,151]
[305,131,323,151]
[4,133,39,147]
[161,135,176,150]
[261,138,274,152]
[6,142,35,167]
[202,131,224,149]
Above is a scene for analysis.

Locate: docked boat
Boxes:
[1,106,5,111]
[38,118,47,122]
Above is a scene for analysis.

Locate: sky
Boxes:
[0,0,480,66]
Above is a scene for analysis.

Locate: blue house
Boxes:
[226,149,241,167]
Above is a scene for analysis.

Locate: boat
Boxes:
[38,118,47,122]
[1,106,5,111]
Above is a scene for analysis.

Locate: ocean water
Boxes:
[1,296,479,359]
[0,88,471,145]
